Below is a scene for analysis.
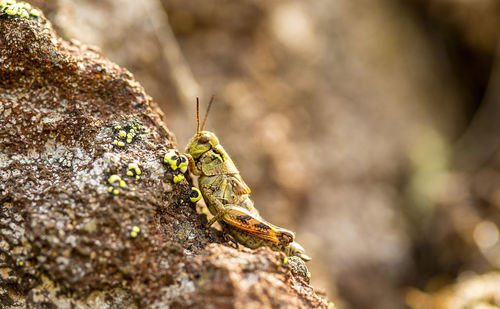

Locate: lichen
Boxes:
[108,174,126,195]
[163,150,188,173]
[130,226,140,238]
[163,150,188,184]
[112,121,142,147]
[189,187,201,202]
[0,0,40,19]
[127,162,141,180]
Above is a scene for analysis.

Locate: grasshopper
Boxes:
[184,97,311,261]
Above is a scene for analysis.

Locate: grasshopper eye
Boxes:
[198,135,210,144]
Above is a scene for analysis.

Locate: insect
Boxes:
[184,97,311,262]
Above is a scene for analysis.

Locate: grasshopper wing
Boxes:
[229,174,251,195]
[222,206,294,246]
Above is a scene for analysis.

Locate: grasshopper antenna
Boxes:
[196,97,200,133]
[201,95,215,131]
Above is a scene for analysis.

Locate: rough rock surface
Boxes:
[0,9,329,308]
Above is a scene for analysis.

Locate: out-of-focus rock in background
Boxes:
[19,0,500,308]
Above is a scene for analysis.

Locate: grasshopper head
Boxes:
[186,96,220,159]
[185,131,220,159]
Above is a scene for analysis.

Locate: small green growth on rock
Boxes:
[173,174,185,183]
[111,121,142,147]
[130,225,141,238]
[28,7,38,16]
[164,150,188,173]
[0,0,40,19]
[112,139,126,147]
[127,162,141,180]
[108,174,122,185]
[163,150,189,184]
[190,187,202,202]
[108,174,126,195]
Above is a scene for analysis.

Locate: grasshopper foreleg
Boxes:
[185,153,201,176]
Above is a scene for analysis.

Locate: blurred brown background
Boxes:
[32,0,500,308]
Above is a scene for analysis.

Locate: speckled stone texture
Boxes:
[0,8,329,309]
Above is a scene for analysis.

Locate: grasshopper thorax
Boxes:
[185,131,220,159]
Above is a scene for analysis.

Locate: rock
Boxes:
[0,4,330,308]
[406,272,500,309]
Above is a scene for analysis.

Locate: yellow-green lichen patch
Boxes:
[163,149,189,184]
[107,174,126,195]
[173,174,185,184]
[108,174,122,185]
[112,139,126,147]
[0,0,41,19]
[111,121,142,148]
[28,7,38,16]
[127,162,141,180]
[163,150,188,173]
[283,256,288,266]
[189,187,202,202]
[130,225,140,238]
